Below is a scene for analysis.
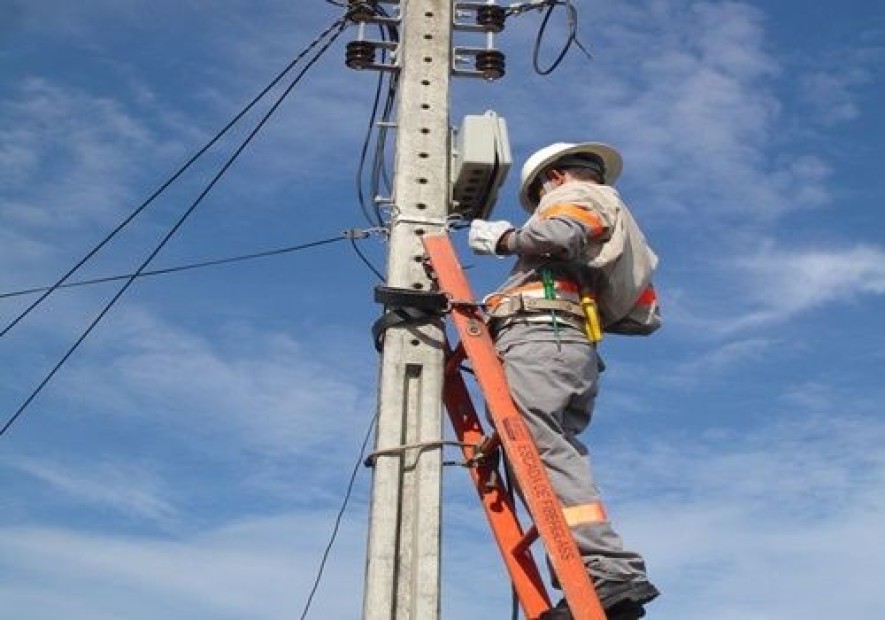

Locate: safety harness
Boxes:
[485,277,603,342]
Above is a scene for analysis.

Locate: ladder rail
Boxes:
[443,344,551,618]
[423,232,606,620]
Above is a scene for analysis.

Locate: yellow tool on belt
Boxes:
[580,292,603,343]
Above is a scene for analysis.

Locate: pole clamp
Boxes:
[371,286,449,352]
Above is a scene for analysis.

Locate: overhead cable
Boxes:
[349,235,385,281]
[531,0,592,75]
[0,16,348,341]
[0,235,352,300]
[356,65,395,227]
[0,18,350,439]
[297,410,378,620]
[507,0,593,74]
[355,4,400,227]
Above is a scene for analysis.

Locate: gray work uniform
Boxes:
[490,181,654,601]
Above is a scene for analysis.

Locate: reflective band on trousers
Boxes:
[562,501,608,527]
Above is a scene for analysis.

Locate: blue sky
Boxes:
[1,1,884,618]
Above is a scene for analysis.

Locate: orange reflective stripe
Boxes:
[562,501,608,527]
[540,203,607,238]
[636,286,657,306]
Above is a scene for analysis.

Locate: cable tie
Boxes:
[363,440,475,467]
[343,228,370,240]
[446,214,470,231]
[507,0,551,16]
[344,226,389,240]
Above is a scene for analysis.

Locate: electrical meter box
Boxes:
[450,110,512,220]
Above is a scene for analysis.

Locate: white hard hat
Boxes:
[518,142,623,212]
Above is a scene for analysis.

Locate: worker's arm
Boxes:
[497,202,611,260]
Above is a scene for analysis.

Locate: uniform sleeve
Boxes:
[499,202,611,260]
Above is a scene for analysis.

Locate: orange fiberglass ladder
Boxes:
[421,232,607,620]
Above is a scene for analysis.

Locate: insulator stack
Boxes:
[347,0,379,23]
[346,40,376,70]
[475,50,505,80]
[476,5,506,32]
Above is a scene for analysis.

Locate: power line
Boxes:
[0,17,350,439]
[0,235,350,300]
[529,0,593,75]
[355,5,400,228]
[349,236,385,281]
[0,16,349,341]
[504,0,593,74]
[297,409,378,620]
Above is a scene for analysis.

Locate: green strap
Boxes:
[540,267,561,346]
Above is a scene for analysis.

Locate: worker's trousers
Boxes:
[494,324,652,598]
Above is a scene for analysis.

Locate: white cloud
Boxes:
[575,2,807,216]
[601,410,885,619]
[54,307,374,460]
[3,3,883,619]
[726,243,885,330]
[490,0,835,224]
[2,456,177,524]
[5,408,883,619]
[656,336,774,388]
[657,241,885,338]
[801,68,869,125]
[0,512,368,620]
[0,78,157,230]
[798,34,878,128]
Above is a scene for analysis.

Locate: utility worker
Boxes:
[468,142,660,620]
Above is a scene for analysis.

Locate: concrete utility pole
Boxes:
[362,1,452,618]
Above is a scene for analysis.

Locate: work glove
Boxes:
[469,219,513,256]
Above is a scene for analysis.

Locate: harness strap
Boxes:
[487,296,585,319]
[485,279,603,342]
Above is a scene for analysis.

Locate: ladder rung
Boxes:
[444,344,467,376]
[476,430,500,457]
[513,524,539,557]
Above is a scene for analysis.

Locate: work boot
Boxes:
[600,580,659,619]
[539,599,571,620]
[604,599,647,620]
[541,581,659,619]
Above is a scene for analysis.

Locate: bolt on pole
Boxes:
[361,1,452,619]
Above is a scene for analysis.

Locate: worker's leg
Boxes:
[498,336,656,607]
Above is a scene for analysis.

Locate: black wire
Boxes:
[356,61,388,227]
[355,6,400,228]
[532,0,576,75]
[373,15,401,218]
[503,460,521,620]
[298,410,378,620]
[572,35,594,65]
[521,0,592,76]
[0,19,348,439]
[0,18,348,341]
[371,77,398,221]
[0,236,348,300]
[349,236,385,281]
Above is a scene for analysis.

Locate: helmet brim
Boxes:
[518,142,623,212]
